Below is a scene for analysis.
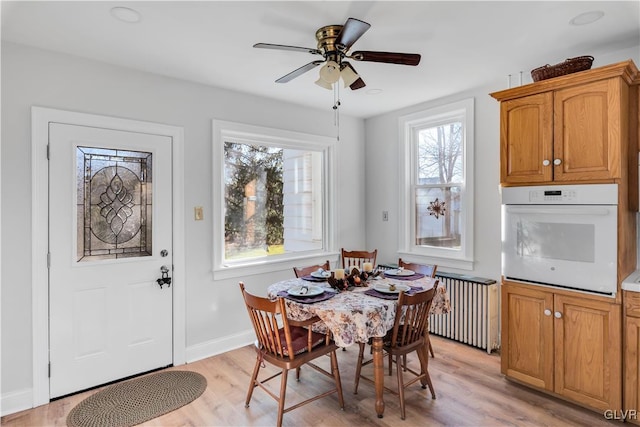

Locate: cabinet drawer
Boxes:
[625,291,640,318]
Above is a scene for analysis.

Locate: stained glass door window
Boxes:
[77,146,152,261]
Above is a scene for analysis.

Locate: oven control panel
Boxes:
[529,189,578,203]
[501,184,618,205]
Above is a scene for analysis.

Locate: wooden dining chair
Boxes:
[341,248,377,270]
[239,282,344,427]
[398,258,437,278]
[354,285,438,420]
[398,258,438,358]
[293,260,331,278]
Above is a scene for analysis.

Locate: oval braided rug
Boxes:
[66,370,207,427]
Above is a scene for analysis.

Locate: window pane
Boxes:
[76,146,152,262]
[224,142,323,261]
[415,186,461,249]
[417,121,463,184]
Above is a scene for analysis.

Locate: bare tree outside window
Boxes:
[415,121,463,249]
[399,98,473,267]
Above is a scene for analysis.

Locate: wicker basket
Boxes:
[531,56,594,82]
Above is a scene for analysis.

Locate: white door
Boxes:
[49,123,173,398]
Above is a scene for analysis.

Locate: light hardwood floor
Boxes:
[2,336,618,426]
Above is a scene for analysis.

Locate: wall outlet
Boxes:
[382,211,389,221]
[194,206,204,221]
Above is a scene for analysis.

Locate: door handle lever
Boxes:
[156,265,172,289]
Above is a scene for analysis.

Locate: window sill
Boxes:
[212,252,339,281]
[397,251,474,271]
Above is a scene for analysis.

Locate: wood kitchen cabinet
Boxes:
[501,281,622,411]
[624,291,640,425]
[499,92,553,183]
[492,61,636,185]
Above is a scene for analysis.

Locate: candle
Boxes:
[334,268,345,279]
[363,262,373,272]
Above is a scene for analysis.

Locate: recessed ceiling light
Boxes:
[569,11,604,26]
[366,89,383,95]
[110,7,141,24]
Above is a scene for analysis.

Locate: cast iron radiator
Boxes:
[431,272,499,354]
[378,266,499,353]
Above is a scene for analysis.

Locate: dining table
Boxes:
[266,269,451,418]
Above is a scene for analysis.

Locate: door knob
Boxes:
[542,160,550,166]
[553,158,562,166]
[156,265,172,289]
[544,309,552,316]
[554,311,562,319]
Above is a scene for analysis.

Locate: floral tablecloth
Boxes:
[267,276,450,348]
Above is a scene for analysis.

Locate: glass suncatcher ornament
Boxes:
[427,198,446,219]
[76,146,152,262]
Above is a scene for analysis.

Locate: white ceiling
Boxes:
[2,1,639,118]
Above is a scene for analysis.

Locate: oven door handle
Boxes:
[505,206,613,216]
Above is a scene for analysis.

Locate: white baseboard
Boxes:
[0,331,255,417]
[185,329,255,364]
[1,387,34,417]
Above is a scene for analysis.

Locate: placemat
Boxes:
[301,275,328,282]
[277,290,336,304]
[385,272,425,281]
[364,285,423,300]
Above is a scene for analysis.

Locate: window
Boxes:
[76,146,152,261]
[212,120,336,278]
[398,98,474,270]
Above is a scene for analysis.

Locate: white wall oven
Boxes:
[502,184,618,296]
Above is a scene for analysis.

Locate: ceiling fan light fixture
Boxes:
[319,60,341,84]
[340,64,360,87]
[315,77,333,90]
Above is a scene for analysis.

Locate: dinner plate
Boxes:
[310,270,331,279]
[385,269,415,276]
[287,285,324,297]
[374,283,411,294]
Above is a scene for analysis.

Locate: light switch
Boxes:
[194,206,204,221]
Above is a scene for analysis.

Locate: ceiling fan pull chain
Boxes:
[333,84,341,141]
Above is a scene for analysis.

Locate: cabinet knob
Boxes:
[544,309,552,316]
[553,158,562,166]
[554,311,562,319]
[542,159,550,166]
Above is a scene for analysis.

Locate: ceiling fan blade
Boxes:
[254,43,322,56]
[351,51,421,66]
[275,60,324,83]
[350,77,366,90]
[335,17,371,51]
[342,62,366,90]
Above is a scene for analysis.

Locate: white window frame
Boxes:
[398,98,475,270]
[212,120,337,279]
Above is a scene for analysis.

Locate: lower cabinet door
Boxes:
[501,283,554,390]
[625,316,640,425]
[554,294,621,411]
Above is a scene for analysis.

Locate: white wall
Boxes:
[364,45,640,281]
[0,41,366,411]
[2,40,638,414]
[363,86,501,279]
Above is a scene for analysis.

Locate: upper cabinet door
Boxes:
[553,78,623,182]
[500,92,553,184]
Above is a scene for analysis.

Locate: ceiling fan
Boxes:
[254,17,421,90]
